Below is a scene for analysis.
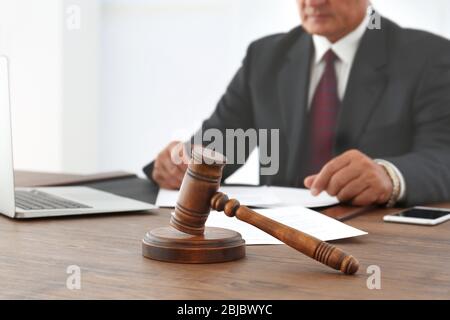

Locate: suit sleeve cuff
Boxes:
[143,161,156,182]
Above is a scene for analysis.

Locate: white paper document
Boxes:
[155,189,179,207]
[156,186,338,208]
[266,186,338,208]
[156,186,280,207]
[204,206,367,245]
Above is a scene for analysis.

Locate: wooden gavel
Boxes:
[143,146,359,275]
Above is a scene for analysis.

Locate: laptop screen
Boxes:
[0,56,17,217]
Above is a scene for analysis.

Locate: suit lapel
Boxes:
[277,31,313,181]
[335,23,388,153]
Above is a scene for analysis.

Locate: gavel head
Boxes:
[170,146,227,235]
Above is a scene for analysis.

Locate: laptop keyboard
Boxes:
[15,190,91,211]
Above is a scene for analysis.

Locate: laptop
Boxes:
[0,55,156,218]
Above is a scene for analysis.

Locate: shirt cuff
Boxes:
[375,159,407,203]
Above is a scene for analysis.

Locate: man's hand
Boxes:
[152,141,189,189]
[304,150,393,206]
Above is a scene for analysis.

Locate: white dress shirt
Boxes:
[307,14,406,203]
[308,15,369,106]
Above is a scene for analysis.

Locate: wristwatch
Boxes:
[375,160,401,208]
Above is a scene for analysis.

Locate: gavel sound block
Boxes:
[142,147,359,274]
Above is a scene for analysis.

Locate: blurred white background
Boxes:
[0,0,450,183]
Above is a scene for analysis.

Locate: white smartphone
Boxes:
[383,206,450,226]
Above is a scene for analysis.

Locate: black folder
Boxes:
[85,176,160,205]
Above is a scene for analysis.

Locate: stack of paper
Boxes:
[205,206,367,245]
[266,186,338,208]
[156,186,338,208]
[158,186,365,245]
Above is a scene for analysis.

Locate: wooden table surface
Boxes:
[1,172,449,299]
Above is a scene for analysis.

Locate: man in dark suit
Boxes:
[144,0,450,207]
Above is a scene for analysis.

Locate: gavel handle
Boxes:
[211,193,359,275]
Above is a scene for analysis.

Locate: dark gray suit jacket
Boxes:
[145,17,450,206]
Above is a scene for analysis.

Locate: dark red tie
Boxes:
[308,49,340,175]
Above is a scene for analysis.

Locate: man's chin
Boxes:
[302,17,337,37]
[303,26,334,38]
